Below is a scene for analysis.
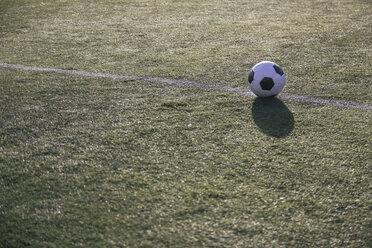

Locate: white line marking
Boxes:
[1,62,371,110]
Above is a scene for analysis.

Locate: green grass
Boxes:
[1,0,371,247]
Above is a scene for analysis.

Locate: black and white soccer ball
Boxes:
[248,61,285,98]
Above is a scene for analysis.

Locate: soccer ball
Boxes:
[248,61,285,97]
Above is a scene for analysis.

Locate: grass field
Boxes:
[1,0,371,247]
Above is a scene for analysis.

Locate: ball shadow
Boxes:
[251,97,294,138]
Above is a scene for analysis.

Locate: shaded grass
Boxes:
[1,69,371,247]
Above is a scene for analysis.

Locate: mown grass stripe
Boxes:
[1,62,371,110]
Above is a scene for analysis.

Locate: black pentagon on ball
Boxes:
[248,70,254,84]
[260,77,274,90]
[273,64,284,76]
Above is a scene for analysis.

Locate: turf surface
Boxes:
[1,0,371,247]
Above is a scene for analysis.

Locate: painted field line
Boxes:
[1,62,371,110]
